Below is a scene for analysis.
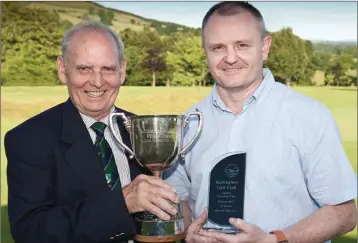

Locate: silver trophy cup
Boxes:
[109,112,203,242]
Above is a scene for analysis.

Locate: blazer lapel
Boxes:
[60,99,108,193]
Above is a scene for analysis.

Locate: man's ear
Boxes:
[57,56,67,84]
[262,35,272,61]
[119,59,127,85]
[201,41,209,66]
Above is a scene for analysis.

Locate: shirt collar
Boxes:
[79,106,116,130]
[211,68,275,112]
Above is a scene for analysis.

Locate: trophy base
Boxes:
[134,214,186,242]
[202,227,240,234]
[134,232,186,243]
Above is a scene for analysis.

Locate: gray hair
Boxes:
[61,21,125,63]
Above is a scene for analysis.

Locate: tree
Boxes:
[98,9,114,26]
[294,40,315,85]
[1,2,67,85]
[325,53,356,86]
[138,29,167,87]
[120,28,161,86]
[141,48,166,87]
[166,32,208,87]
[312,52,332,71]
[266,28,314,86]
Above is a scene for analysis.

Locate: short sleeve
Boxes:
[163,158,191,201]
[162,109,202,201]
[302,108,357,206]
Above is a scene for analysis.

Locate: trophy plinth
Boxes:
[133,162,185,243]
[109,112,203,242]
[134,208,186,243]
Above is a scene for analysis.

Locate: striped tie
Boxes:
[91,122,121,190]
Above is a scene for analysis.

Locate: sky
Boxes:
[96,1,357,42]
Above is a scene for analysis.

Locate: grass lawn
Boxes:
[1,86,357,243]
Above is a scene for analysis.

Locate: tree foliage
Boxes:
[1,2,72,86]
[98,9,114,26]
[1,2,356,87]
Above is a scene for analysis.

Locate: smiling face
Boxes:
[202,11,271,91]
[57,29,126,120]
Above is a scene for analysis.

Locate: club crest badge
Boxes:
[105,174,112,184]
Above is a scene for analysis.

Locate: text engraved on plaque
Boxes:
[207,153,246,226]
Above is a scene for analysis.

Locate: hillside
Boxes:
[6,2,356,47]
[13,1,198,35]
[1,1,356,87]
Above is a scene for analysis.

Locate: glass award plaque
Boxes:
[202,151,246,234]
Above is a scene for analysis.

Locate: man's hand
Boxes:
[122,174,180,220]
[199,218,276,243]
[186,208,220,243]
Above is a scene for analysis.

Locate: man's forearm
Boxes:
[281,200,356,243]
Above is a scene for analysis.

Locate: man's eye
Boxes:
[212,46,224,51]
[78,66,90,71]
[103,67,115,71]
[237,43,249,49]
[102,67,117,74]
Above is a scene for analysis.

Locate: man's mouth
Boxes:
[85,91,106,98]
[222,67,243,73]
[224,68,240,72]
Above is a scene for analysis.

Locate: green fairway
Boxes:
[1,86,357,243]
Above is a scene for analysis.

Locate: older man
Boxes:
[5,21,179,243]
[163,2,357,243]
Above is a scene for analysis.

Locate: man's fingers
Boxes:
[142,201,172,220]
[192,234,219,243]
[229,218,251,233]
[141,176,179,204]
[187,208,208,235]
[156,186,180,204]
[195,207,208,225]
[150,195,178,216]
[199,231,230,242]
[145,175,176,191]
[198,231,233,242]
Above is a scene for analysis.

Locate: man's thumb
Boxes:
[194,207,208,226]
[187,208,208,235]
[229,218,248,233]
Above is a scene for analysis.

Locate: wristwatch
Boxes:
[269,230,288,243]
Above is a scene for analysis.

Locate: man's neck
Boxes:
[79,106,115,125]
[217,77,263,115]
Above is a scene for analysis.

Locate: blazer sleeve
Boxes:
[5,128,136,243]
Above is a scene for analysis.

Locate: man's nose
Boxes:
[89,71,105,88]
[224,46,238,64]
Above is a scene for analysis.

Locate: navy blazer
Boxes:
[5,98,149,243]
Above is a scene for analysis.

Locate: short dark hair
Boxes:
[201,1,266,38]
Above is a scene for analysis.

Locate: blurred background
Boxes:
[1,1,357,243]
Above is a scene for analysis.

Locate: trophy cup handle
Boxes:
[109,112,136,159]
[179,111,203,158]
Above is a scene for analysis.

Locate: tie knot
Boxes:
[91,122,107,135]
